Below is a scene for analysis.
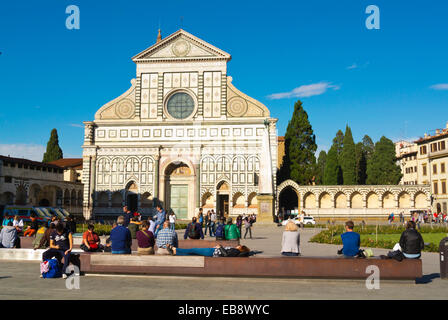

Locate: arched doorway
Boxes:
[39,198,50,207]
[216,181,230,218]
[278,187,298,216]
[126,182,138,212]
[165,162,192,220]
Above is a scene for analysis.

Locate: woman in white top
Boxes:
[13,215,24,233]
[169,211,176,231]
[281,221,300,256]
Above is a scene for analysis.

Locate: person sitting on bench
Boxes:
[136,221,155,255]
[41,223,73,279]
[184,217,204,240]
[0,221,18,248]
[337,220,361,258]
[110,216,132,254]
[396,221,424,259]
[155,221,178,255]
[24,213,39,237]
[81,224,102,252]
[172,244,251,257]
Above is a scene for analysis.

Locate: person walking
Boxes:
[243,216,252,239]
[208,210,216,237]
[203,211,210,236]
[224,217,240,241]
[236,215,243,237]
[154,204,166,238]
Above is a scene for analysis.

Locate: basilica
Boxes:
[81,29,278,221]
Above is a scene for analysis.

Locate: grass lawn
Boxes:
[361,233,448,245]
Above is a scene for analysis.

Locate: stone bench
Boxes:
[0,248,84,261]
[78,254,423,280]
[18,236,238,251]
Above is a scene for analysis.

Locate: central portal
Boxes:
[164,162,193,220]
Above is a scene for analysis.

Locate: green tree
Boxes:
[340,125,357,185]
[278,100,317,185]
[315,150,327,185]
[323,145,341,185]
[366,136,402,185]
[362,135,375,160]
[42,128,63,163]
[355,142,367,184]
[333,130,344,155]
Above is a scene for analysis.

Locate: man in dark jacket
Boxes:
[110,216,132,254]
[399,221,425,258]
[184,217,204,240]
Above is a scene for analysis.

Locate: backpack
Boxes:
[42,259,62,278]
[188,223,200,239]
[215,223,225,238]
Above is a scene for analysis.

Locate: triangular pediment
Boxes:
[132,29,231,62]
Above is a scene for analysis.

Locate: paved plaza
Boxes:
[0,225,446,300]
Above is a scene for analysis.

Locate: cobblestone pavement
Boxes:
[0,225,446,300]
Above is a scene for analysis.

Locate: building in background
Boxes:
[82,29,277,221]
[396,122,448,214]
[0,155,83,217]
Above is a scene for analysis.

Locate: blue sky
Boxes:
[0,0,447,160]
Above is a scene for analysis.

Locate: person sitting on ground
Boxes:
[398,221,425,259]
[127,217,141,239]
[337,220,361,258]
[23,213,39,237]
[214,218,226,240]
[184,217,204,240]
[34,223,55,249]
[136,221,155,255]
[104,222,117,253]
[281,220,300,256]
[224,217,240,241]
[0,221,18,248]
[41,223,73,279]
[13,215,24,234]
[81,224,102,252]
[155,221,178,255]
[172,244,251,257]
[110,216,132,254]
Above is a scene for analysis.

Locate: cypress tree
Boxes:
[42,128,63,163]
[340,125,357,185]
[366,136,402,185]
[362,135,375,160]
[315,150,327,185]
[278,100,317,185]
[355,142,367,184]
[333,130,344,156]
[323,145,340,185]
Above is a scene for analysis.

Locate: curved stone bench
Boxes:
[78,254,422,280]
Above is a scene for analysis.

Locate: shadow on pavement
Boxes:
[415,273,440,284]
[0,276,12,280]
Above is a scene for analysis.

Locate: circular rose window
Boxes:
[166,92,195,119]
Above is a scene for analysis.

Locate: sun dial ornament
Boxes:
[172,39,191,57]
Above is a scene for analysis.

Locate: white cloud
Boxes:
[346,63,358,70]
[69,123,84,128]
[430,83,448,90]
[0,144,46,161]
[267,82,340,100]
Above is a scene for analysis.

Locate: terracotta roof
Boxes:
[414,129,448,144]
[48,158,83,169]
[0,155,62,170]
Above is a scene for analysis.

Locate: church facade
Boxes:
[82,29,277,221]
